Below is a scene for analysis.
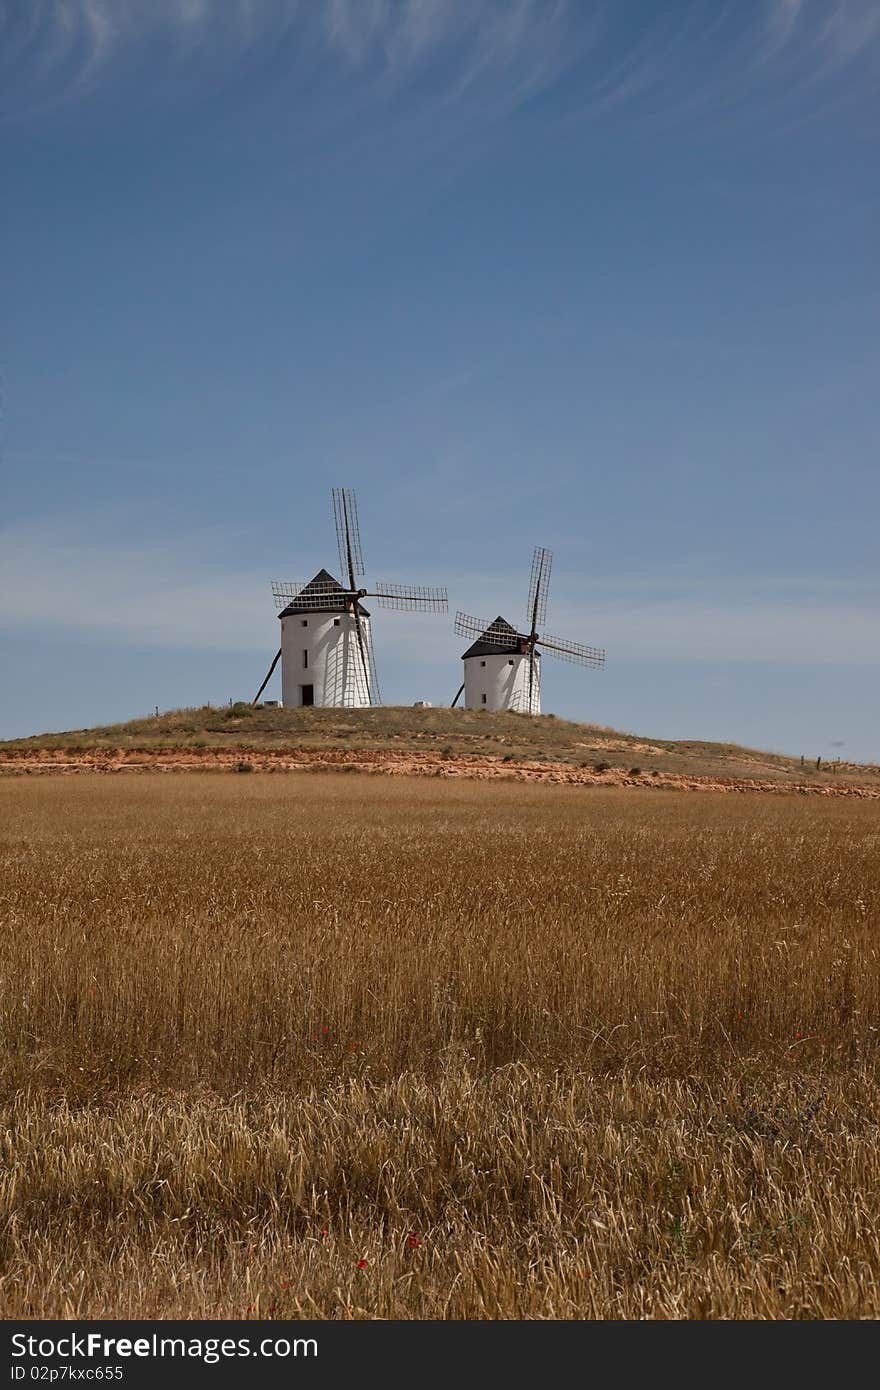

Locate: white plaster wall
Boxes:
[463,651,540,715]
[280,611,373,707]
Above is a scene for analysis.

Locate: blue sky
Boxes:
[2,0,878,758]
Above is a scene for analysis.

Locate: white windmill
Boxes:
[253,488,448,708]
[452,547,605,714]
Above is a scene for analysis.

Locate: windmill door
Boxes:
[300,684,314,706]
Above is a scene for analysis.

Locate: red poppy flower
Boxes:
[357,1258,368,1269]
[407,1234,421,1249]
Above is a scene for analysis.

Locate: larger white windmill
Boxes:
[452,547,605,714]
[253,488,448,708]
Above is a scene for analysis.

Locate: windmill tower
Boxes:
[253,488,447,708]
[452,547,605,714]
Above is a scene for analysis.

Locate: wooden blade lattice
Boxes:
[371,583,448,612]
[526,546,552,632]
[332,487,365,589]
[538,632,605,668]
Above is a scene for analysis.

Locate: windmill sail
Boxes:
[371,582,448,612]
[526,546,552,632]
[537,633,605,668]
[454,613,523,648]
[332,487,365,588]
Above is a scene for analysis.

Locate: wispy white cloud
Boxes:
[3,1,877,129]
[2,516,879,669]
[759,0,805,63]
[558,0,880,134]
[0,516,274,652]
[746,1,880,117]
[0,0,587,123]
[564,579,880,667]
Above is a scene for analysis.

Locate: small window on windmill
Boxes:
[334,618,341,626]
[508,659,514,665]
[303,650,309,669]
[481,694,487,705]
[480,660,486,667]
[301,619,308,627]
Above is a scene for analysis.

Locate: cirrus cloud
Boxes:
[1,1,878,130]
[2,514,879,668]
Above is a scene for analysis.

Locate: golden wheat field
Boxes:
[1,771,879,1319]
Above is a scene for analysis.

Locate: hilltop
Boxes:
[1,704,877,791]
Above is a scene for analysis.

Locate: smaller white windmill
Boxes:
[452,547,605,714]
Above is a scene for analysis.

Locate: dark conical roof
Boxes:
[461,616,534,660]
[278,568,370,618]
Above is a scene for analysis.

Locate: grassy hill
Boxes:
[2,703,876,784]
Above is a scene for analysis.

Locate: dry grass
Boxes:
[1,774,879,1318]
[5,703,877,784]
